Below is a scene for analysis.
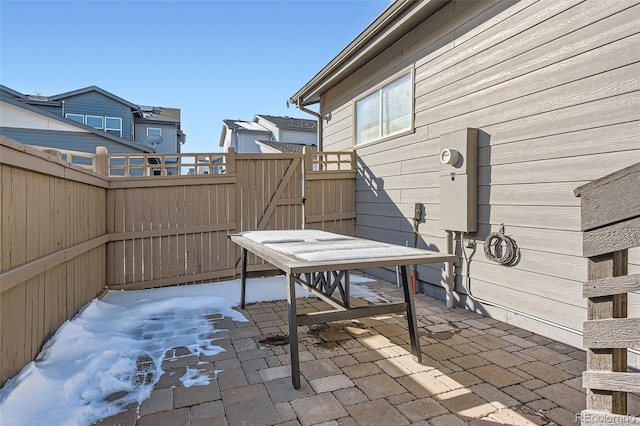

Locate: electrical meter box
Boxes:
[439,128,478,232]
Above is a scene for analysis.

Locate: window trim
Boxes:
[85,115,104,130]
[147,127,162,137]
[353,67,414,147]
[105,116,122,137]
[65,113,85,124]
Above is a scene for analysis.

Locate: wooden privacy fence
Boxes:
[574,162,640,425]
[1,137,109,386]
[0,137,355,385]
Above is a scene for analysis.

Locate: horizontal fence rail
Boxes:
[107,152,230,177]
[29,146,233,177]
[305,149,355,171]
[29,145,97,170]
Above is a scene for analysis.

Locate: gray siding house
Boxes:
[0,85,185,155]
[219,114,317,153]
[49,86,138,141]
[134,106,186,155]
[289,0,640,356]
[0,94,152,155]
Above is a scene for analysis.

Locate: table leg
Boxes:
[287,272,301,388]
[401,265,422,363]
[344,271,350,308]
[240,248,247,309]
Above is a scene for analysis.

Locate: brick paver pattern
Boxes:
[95,276,640,426]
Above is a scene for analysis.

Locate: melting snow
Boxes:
[0,274,376,426]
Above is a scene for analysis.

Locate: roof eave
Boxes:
[289,0,448,105]
[50,86,139,110]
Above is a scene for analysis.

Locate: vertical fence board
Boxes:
[1,285,25,385]
[1,166,10,271]
[11,168,27,268]
[159,186,170,281]
[132,188,143,284]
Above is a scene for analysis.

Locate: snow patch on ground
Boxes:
[0,274,376,426]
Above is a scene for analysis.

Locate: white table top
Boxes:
[230,230,457,274]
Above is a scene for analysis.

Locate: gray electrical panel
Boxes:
[438,128,478,232]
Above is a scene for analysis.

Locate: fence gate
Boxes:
[234,153,304,274]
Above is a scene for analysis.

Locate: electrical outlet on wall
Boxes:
[414,202,423,222]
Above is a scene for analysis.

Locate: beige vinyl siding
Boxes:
[319,0,640,344]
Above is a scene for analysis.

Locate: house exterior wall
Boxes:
[0,128,146,155]
[237,131,266,153]
[0,99,148,155]
[221,130,268,153]
[134,122,180,154]
[318,0,640,347]
[34,104,60,115]
[0,100,85,133]
[59,91,133,140]
[279,129,316,145]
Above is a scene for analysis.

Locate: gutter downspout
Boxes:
[295,99,323,151]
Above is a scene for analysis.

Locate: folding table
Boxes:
[228,230,457,388]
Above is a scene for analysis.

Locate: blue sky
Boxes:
[1,0,390,152]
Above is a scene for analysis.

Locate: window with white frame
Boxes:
[85,115,104,130]
[66,113,84,124]
[355,72,412,145]
[105,117,122,137]
[147,127,162,137]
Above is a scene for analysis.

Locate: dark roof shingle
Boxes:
[257,114,317,131]
[256,140,317,153]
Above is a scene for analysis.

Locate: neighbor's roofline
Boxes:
[289,0,447,106]
[0,84,27,99]
[49,85,140,110]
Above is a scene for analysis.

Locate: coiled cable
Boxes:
[483,224,519,266]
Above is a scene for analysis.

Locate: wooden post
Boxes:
[586,250,628,414]
[225,147,236,174]
[95,146,108,176]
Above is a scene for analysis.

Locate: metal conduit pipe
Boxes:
[296,99,323,151]
[444,230,455,309]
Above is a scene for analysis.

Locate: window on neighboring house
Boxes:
[66,113,84,124]
[147,127,162,137]
[86,115,104,130]
[355,72,412,145]
[105,117,122,137]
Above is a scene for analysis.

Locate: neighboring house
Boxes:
[0,85,185,155]
[0,94,152,156]
[134,105,186,155]
[289,0,640,353]
[219,114,317,153]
